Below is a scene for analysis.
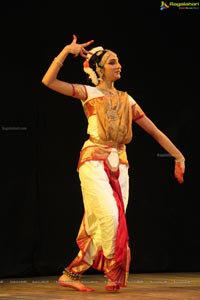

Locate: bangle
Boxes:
[54,57,63,67]
[175,157,185,163]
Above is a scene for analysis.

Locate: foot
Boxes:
[105,280,120,292]
[58,274,94,292]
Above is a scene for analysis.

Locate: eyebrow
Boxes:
[107,57,119,63]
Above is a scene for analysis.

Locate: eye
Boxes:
[108,59,118,65]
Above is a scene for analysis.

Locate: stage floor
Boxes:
[0,272,200,300]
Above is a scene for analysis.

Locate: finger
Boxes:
[80,47,90,57]
[81,39,94,47]
[176,176,183,184]
[175,171,184,184]
[80,51,88,58]
[72,34,77,44]
[82,48,91,55]
[178,176,184,184]
[73,34,77,41]
[87,39,94,44]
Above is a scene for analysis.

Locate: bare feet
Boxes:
[105,280,120,292]
[58,274,94,292]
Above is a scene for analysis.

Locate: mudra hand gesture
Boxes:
[67,34,94,58]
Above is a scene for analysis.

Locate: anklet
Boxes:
[63,268,81,281]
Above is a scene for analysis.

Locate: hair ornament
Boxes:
[83,46,104,86]
[83,61,99,86]
[86,46,104,61]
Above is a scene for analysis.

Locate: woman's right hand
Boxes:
[41,34,94,96]
[66,34,94,58]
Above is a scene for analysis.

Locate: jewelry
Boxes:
[98,88,120,121]
[54,57,63,67]
[175,157,185,163]
[63,268,81,281]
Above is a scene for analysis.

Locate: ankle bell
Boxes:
[63,268,81,281]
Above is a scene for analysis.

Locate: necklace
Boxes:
[98,88,120,121]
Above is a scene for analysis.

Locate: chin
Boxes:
[114,75,121,80]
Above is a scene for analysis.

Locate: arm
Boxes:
[135,115,185,184]
[41,35,94,97]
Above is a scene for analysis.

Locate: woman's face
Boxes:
[103,54,122,82]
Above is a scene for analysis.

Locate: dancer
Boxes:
[41,34,185,292]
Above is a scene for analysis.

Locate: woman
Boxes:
[41,35,185,292]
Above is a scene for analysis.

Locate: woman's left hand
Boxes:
[174,161,185,184]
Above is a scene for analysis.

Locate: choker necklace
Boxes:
[98,88,120,121]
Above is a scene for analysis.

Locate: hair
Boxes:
[84,49,107,86]
[89,50,107,71]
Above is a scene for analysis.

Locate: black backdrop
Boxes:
[0,1,199,278]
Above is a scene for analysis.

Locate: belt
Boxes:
[89,137,124,149]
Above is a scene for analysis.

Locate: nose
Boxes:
[117,62,122,69]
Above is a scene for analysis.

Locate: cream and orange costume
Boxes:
[63,84,145,287]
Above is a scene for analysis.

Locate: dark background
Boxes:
[0,1,199,278]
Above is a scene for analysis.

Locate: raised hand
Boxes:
[68,34,94,58]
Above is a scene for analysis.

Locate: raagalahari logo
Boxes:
[160,1,200,10]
